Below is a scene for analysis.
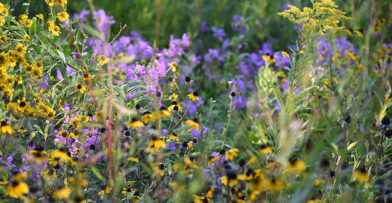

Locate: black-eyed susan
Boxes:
[352,168,368,183]
[141,111,156,123]
[57,11,69,22]
[159,106,172,118]
[5,180,29,199]
[168,133,180,142]
[187,91,200,101]
[69,173,89,187]
[17,97,29,112]
[287,157,306,174]
[186,118,200,130]
[121,187,134,196]
[225,148,239,161]
[42,169,57,180]
[53,187,71,199]
[75,81,86,93]
[266,177,285,192]
[129,117,144,128]
[98,185,110,197]
[52,149,72,163]
[17,127,27,134]
[168,101,182,112]
[155,162,165,177]
[145,136,166,154]
[0,119,14,135]
[29,147,47,163]
[97,55,108,66]
[259,144,272,154]
[220,172,239,187]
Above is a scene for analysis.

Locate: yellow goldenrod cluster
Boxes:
[45,0,67,8]
[278,0,351,37]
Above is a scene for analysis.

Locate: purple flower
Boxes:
[92,9,115,37]
[212,27,226,41]
[200,21,208,32]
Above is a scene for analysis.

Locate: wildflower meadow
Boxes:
[0,0,391,202]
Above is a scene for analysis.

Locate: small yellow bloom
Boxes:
[225,148,239,160]
[187,91,200,101]
[186,119,200,130]
[141,111,156,123]
[169,62,177,72]
[36,14,44,20]
[287,158,306,174]
[129,117,144,128]
[97,55,108,66]
[57,12,69,22]
[22,35,29,41]
[0,35,7,43]
[75,81,86,93]
[169,93,178,101]
[53,187,71,199]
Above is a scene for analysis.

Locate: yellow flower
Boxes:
[46,21,55,31]
[17,97,29,112]
[0,119,14,135]
[259,144,272,154]
[17,127,27,134]
[52,149,72,162]
[6,181,29,199]
[57,12,69,22]
[31,67,43,78]
[287,158,306,174]
[42,169,57,180]
[186,118,200,130]
[352,168,368,183]
[225,148,239,160]
[0,35,7,43]
[187,91,200,101]
[266,177,285,192]
[145,136,166,154]
[53,187,71,199]
[29,147,47,163]
[141,111,156,123]
[51,26,61,36]
[97,55,108,66]
[307,199,322,203]
[220,174,238,187]
[75,81,86,93]
[169,62,177,72]
[169,93,178,101]
[23,34,30,41]
[128,157,139,162]
[159,106,172,118]
[15,43,26,56]
[122,187,134,196]
[36,14,44,20]
[168,101,182,112]
[98,186,111,197]
[129,117,144,128]
[168,133,180,142]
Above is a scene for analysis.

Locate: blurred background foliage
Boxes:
[8,0,390,49]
